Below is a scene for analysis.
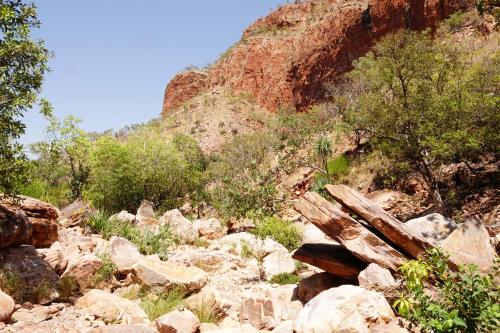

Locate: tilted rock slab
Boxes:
[294,191,406,271]
[292,243,365,280]
[326,185,432,258]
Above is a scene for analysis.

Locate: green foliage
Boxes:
[394,248,500,333]
[326,156,350,178]
[91,255,117,288]
[208,133,282,218]
[140,286,186,320]
[86,125,205,212]
[0,0,52,194]
[19,177,70,208]
[252,216,301,251]
[269,272,301,285]
[86,212,173,260]
[275,105,334,147]
[340,29,499,212]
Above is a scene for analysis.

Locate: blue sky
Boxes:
[22,1,286,145]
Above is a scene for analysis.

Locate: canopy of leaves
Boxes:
[0,0,51,193]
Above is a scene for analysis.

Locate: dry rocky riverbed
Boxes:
[0,192,498,333]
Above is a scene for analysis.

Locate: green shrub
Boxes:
[85,126,205,213]
[252,216,301,251]
[0,269,24,301]
[269,273,301,285]
[91,255,117,287]
[141,286,186,320]
[86,212,173,260]
[394,248,500,333]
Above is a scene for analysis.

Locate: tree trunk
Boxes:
[418,158,445,215]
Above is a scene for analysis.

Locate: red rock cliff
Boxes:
[162,0,473,114]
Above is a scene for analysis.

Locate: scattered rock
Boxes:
[405,213,457,246]
[104,236,142,272]
[160,209,198,243]
[59,200,96,227]
[206,323,259,333]
[37,241,67,274]
[272,320,294,333]
[193,218,225,240]
[155,309,200,333]
[239,285,302,330]
[0,289,15,323]
[62,253,103,290]
[262,250,296,280]
[294,285,395,333]
[370,321,409,333]
[136,200,159,228]
[76,289,149,325]
[91,326,157,333]
[227,218,255,233]
[109,211,137,224]
[297,272,350,303]
[442,217,497,273]
[358,263,396,290]
[133,257,208,292]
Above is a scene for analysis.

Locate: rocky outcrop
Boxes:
[163,70,209,112]
[162,0,473,114]
[1,196,59,248]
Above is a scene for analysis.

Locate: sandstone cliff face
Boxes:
[162,0,473,114]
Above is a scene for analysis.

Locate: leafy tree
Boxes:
[0,0,51,193]
[30,115,91,200]
[339,30,499,214]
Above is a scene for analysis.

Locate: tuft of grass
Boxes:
[240,241,254,259]
[0,269,24,300]
[192,304,222,324]
[252,216,301,251]
[269,273,301,285]
[86,212,173,260]
[140,286,186,320]
[193,238,211,248]
[57,275,79,301]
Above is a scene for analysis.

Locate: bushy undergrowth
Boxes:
[85,212,173,260]
[394,248,499,333]
[252,215,301,251]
